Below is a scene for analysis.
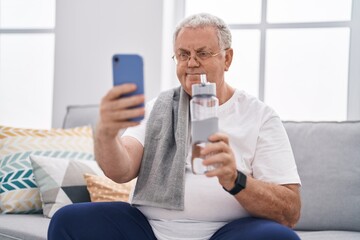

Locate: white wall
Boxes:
[52,0,164,127]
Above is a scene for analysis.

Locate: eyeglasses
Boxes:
[172,49,228,64]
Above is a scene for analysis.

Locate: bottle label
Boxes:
[191,117,219,143]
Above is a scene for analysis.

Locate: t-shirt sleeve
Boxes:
[252,114,301,185]
[121,98,156,146]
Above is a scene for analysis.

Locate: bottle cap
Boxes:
[192,82,216,96]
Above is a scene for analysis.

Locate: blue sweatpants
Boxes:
[48,202,300,240]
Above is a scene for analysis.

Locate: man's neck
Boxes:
[217,83,235,105]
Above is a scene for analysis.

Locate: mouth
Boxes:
[186,72,204,76]
[186,73,205,84]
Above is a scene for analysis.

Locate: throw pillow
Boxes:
[84,173,136,202]
[30,155,103,218]
[0,125,94,214]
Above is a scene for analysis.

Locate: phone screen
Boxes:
[112,54,144,121]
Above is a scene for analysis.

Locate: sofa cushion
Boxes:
[30,155,103,218]
[283,121,360,231]
[296,230,360,240]
[0,214,49,240]
[0,125,94,214]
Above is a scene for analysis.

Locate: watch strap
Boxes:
[223,170,247,195]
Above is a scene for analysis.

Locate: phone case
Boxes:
[112,54,144,121]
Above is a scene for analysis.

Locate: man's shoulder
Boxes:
[232,89,279,121]
[234,89,272,110]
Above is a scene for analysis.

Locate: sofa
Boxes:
[0,104,359,240]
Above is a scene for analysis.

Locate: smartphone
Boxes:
[112,54,144,122]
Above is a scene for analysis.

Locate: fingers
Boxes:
[97,85,146,138]
[201,145,228,174]
[100,95,145,123]
[202,150,232,178]
[100,84,145,119]
[103,120,141,130]
[200,133,229,156]
[208,132,230,144]
[101,92,145,116]
[200,133,237,183]
[102,106,145,122]
[203,148,237,187]
[102,85,145,111]
[103,84,137,101]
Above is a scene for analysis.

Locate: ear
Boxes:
[224,48,233,72]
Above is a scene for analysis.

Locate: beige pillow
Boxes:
[84,173,136,202]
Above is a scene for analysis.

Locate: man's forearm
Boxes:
[235,177,301,227]
[94,129,134,183]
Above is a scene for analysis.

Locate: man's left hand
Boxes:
[201,133,238,190]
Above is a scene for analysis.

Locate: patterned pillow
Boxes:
[30,155,103,218]
[84,173,135,202]
[0,125,94,214]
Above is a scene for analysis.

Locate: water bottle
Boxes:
[190,74,219,174]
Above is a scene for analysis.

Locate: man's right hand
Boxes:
[97,83,145,139]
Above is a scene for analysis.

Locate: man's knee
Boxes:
[48,202,136,234]
[244,217,300,240]
[48,204,79,240]
[260,221,300,240]
[211,217,300,240]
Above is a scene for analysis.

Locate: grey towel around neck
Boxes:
[131,87,190,210]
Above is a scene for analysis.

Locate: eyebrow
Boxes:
[195,46,207,51]
[177,48,190,53]
[177,46,210,52]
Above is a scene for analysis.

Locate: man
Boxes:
[48,13,301,240]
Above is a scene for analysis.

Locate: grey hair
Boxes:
[173,13,232,50]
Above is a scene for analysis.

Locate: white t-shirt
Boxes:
[122,89,301,240]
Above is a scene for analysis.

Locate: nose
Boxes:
[187,55,200,67]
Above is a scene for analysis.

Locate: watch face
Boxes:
[239,171,247,186]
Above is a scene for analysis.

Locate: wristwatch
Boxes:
[223,170,247,195]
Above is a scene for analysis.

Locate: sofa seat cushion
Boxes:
[0,214,49,240]
[296,230,360,240]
